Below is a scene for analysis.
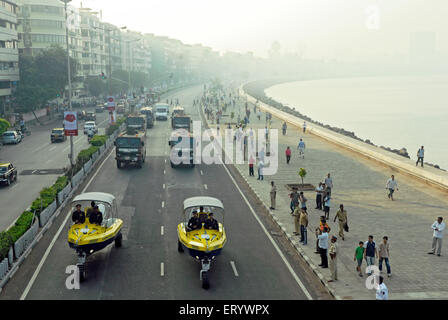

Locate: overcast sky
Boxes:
[71,0,448,59]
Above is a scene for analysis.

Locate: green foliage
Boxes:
[0,232,12,261]
[106,117,125,136]
[298,168,307,186]
[0,118,10,135]
[53,176,68,193]
[6,211,34,243]
[77,146,99,165]
[85,77,107,97]
[90,135,107,147]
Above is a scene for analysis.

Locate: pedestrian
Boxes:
[317,227,329,268]
[257,160,264,180]
[297,138,305,159]
[376,276,389,300]
[299,209,308,245]
[303,121,307,133]
[265,126,269,141]
[292,206,301,236]
[282,122,287,135]
[333,204,348,240]
[289,187,299,214]
[416,146,424,167]
[386,175,398,200]
[354,241,365,277]
[378,236,391,277]
[323,194,331,220]
[364,235,378,275]
[324,173,333,192]
[428,216,445,256]
[299,192,307,212]
[315,217,331,253]
[258,147,265,163]
[270,181,277,210]
[285,146,291,164]
[315,182,323,210]
[249,155,255,176]
[328,236,338,282]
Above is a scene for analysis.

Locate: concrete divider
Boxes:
[241,88,448,191]
[38,200,57,228]
[8,247,13,266]
[100,145,105,154]
[71,169,84,188]
[83,159,93,174]
[0,258,8,280]
[13,220,39,259]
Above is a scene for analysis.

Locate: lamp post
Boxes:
[61,0,74,172]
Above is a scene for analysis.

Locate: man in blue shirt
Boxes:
[364,235,378,275]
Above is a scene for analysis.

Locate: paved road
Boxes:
[0,86,330,300]
[0,109,111,230]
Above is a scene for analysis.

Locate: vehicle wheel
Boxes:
[202,272,210,290]
[115,233,122,248]
[178,241,184,253]
[6,178,10,186]
[14,174,17,182]
[170,162,174,168]
[78,265,86,282]
[117,160,121,169]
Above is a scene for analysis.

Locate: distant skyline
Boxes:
[72,0,448,60]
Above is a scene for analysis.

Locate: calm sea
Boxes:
[265,75,448,170]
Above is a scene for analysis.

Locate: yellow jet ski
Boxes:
[177,196,227,289]
[68,192,123,282]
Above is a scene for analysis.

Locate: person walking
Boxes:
[416,146,424,167]
[354,241,365,277]
[386,175,399,200]
[328,236,338,282]
[303,121,307,133]
[364,235,378,275]
[324,173,333,193]
[428,216,445,256]
[317,227,329,268]
[289,187,299,214]
[323,194,331,220]
[315,182,324,210]
[270,181,277,210]
[378,236,391,277]
[282,122,287,136]
[285,146,291,164]
[299,209,308,245]
[299,192,307,212]
[257,160,264,180]
[292,206,301,236]
[334,204,348,240]
[297,138,305,159]
[249,155,255,176]
[376,276,389,300]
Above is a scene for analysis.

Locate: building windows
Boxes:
[31,34,65,44]
[0,40,17,49]
[0,1,17,14]
[0,19,16,30]
[0,61,18,70]
[30,5,63,15]
[30,19,64,29]
[0,81,11,89]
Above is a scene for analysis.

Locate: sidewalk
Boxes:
[206,92,448,300]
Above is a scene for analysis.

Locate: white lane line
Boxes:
[20,147,115,300]
[220,163,314,300]
[161,226,164,236]
[230,261,239,277]
[160,262,164,276]
[204,184,208,190]
[163,169,166,175]
[49,146,57,152]
[161,201,165,208]
[31,170,37,174]
[45,159,51,164]
[162,184,165,189]
[200,170,204,175]
[164,159,167,164]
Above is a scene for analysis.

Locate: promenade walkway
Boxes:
[205,90,448,300]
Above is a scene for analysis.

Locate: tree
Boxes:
[0,118,10,135]
[84,77,106,97]
[298,168,307,187]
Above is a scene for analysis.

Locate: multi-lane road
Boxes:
[0,86,331,300]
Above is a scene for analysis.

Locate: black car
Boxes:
[0,163,17,186]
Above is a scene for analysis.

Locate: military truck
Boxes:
[139,106,154,128]
[171,106,191,131]
[125,114,146,132]
[114,129,146,169]
[168,130,195,168]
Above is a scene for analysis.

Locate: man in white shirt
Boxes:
[386,175,399,201]
[317,227,329,268]
[428,217,445,256]
[376,276,389,300]
[325,173,333,190]
[416,146,424,167]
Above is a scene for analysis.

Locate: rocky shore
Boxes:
[243,79,444,171]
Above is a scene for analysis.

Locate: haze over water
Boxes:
[265,75,448,170]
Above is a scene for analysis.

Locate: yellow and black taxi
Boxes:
[51,128,67,143]
[0,163,17,186]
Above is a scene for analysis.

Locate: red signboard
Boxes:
[64,111,78,136]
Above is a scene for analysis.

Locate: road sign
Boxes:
[64,111,78,136]
[107,96,115,111]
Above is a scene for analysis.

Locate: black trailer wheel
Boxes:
[178,241,184,253]
[202,272,210,290]
[117,160,121,169]
[78,265,86,282]
[171,162,174,168]
[115,233,122,247]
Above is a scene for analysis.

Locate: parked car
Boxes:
[95,104,104,113]
[0,163,17,186]
[83,121,97,134]
[85,112,96,121]
[51,128,67,143]
[2,131,22,144]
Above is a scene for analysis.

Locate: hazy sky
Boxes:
[72,0,448,59]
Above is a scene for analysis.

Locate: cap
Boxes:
[332,236,337,240]
[76,204,81,207]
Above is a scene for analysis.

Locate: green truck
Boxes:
[115,114,147,168]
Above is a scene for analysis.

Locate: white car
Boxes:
[2,131,22,144]
[83,121,98,135]
[155,103,170,120]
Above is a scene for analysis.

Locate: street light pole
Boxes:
[62,0,74,172]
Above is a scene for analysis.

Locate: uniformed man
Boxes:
[270,181,277,210]
[72,204,85,224]
[328,236,338,281]
[334,204,348,240]
[204,213,219,230]
[187,211,201,231]
[89,205,103,225]
[86,201,95,220]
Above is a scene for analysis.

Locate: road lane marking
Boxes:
[162,184,165,189]
[49,146,57,152]
[220,163,313,300]
[200,170,204,175]
[164,159,167,164]
[204,184,208,190]
[161,226,164,235]
[31,170,37,174]
[161,201,165,208]
[161,262,164,276]
[230,261,239,277]
[20,147,115,300]
[163,169,166,175]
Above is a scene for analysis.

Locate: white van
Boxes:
[155,103,169,120]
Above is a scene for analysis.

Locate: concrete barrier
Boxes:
[13,220,39,259]
[8,247,13,266]
[71,169,84,188]
[0,258,8,280]
[83,159,93,174]
[241,88,448,191]
[38,200,57,228]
